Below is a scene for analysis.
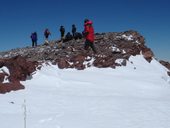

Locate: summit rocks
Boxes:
[0,30,160,93]
[0,30,154,68]
[159,60,170,76]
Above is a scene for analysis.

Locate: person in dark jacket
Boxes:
[60,26,65,39]
[44,28,51,44]
[65,32,73,42]
[72,24,76,37]
[74,32,83,40]
[83,19,96,53]
[30,32,37,47]
[44,28,51,40]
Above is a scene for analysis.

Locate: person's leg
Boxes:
[89,42,97,53]
[35,41,37,46]
[32,40,34,47]
[84,40,89,50]
[45,35,48,40]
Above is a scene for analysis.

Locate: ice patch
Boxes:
[0,66,10,83]
[83,57,94,67]
[2,76,10,83]
[112,46,121,52]
[0,66,10,75]
[135,40,140,44]
[122,50,126,54]
[115,59,124,65]
[122,34,133,41]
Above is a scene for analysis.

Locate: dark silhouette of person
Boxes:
[64,32,73,42]
[60,26,65,39]
[30,32,37,47]
[72,24,76,37]
[44,28,51,40]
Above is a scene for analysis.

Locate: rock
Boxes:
[160,60,170,70]
[0,73,5,83]
[168,72,170,76]
[75,63,86,70]
[0,82,24,94]
[0,30,155,71]
[0,30,162,93]
[0,55,38,94]
[142,48,154,62]
[0,60,4,67]
[57,58,70,69]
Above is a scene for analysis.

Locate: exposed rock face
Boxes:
[159,60,170,76]
[0,30,156,93]
[160,60,170,70]
[0,56,38,94]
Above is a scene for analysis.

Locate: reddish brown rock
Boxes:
[93,57,115,68]
[75,62,85,70]
[0,56,38,94]
[71,55,86,64]
[0,30,161,94]
[57,58,70,69]
[141,48,154,62]
[0,73,5,83]
[0,82,24,94]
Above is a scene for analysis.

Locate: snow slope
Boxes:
[0,55,170,128]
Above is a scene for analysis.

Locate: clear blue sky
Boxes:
[0,0,170,61]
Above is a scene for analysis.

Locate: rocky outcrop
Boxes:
[0,56,38,94]
[0,30,156,93]
[160,60,170,70]
[0,30,154,69]
[159,60,170,76]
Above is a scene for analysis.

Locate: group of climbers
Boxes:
[60,24,83,42]
[30,18,96,53]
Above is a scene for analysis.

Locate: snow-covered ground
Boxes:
[0,55,170,128]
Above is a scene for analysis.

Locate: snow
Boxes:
[135,40,140,44]
[2,76,10,83]
[112,46,121,52]
[116,34,140,44]
[0,66,10,75]
[116,34,134,41]
[122,34,133,41]
[115,59,124,65]
[83,56,94,67]
[0,66,10,83]
[122,49,126,54]
[0,55,170,128]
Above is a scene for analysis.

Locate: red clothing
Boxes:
[84,21,94,42]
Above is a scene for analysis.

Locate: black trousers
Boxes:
[32,40,37,47]
[84,40,96,53]
[61,32,65,38]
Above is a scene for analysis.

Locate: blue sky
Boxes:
[0,0,170,61]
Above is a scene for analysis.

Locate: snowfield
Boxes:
[0,55,170,128]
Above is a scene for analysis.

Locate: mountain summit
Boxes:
[0,30,169,93]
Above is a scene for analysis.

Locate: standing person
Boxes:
[72,24,76,37]
[60,26,65,40]
[30,32,37,47]
[44,28,51,43]
[83,19,96,53]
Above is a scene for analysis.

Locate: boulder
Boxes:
[160,60,170,70]
[0,55,38,94]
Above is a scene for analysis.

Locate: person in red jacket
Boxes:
[83,19,96,53]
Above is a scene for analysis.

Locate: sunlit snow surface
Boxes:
[0,55,170,128]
